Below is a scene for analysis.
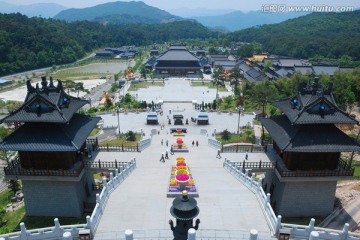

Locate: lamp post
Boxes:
[215,78,219,101]
[116,108,120,135]
[237,107,241,135]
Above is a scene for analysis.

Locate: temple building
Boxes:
[149,45,203,78]
[260,78,360,217]
[0,77,100,217]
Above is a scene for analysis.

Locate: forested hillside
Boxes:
[54,1,180,24]
[0,13,214,76]
[229,11,360,60]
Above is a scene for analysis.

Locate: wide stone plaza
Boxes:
[93,78,273,239]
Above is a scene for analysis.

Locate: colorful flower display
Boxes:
[168,157,197,194]
[175,174,190,182]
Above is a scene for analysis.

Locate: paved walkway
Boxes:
[93,78,271,238]
[94,134,271,238]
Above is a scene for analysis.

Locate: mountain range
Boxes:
[54,1,180,24]
[1,0,314,31]
[192,10,309,31]
[0,1,66,18]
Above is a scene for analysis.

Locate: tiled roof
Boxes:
[0,114,101,151]
[1,78,87,124]
[157,48,199,61]
[312,66,339,76]
[260,115,360,152]
[294,66,313,75]
[272,82,358,125]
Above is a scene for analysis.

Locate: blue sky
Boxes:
[7,0,360,12]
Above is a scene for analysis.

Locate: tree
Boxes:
[63,80,76,94]
[140,65,147,79]
[8,180,20,194]
[223,96,233,109]
[251,80,279,115]
[103,92,113,110]
[230,67,241,96]
[74,82,89,97]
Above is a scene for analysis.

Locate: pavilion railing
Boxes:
[97,144,139,152]
[231,161,275,172]
[4,159,84,177]
[274,161,354,178]
[222,144,265,153]
[84,160,129,170]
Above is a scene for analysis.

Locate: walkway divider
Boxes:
[208,138,222,150]
[223,159,360,240]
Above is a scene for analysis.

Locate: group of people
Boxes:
[161,139,169,146]
[191,140,199,147]
[160,146,174,162]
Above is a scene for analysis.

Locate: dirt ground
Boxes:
[336,180,360,207]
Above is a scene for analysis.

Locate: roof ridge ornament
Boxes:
[41,76,48,89]
[26,80,35,93]
[49,76,55,88]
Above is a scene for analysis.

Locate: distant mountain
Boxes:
[229,11,360,60]
[54,1,181,24]
[167,8,236,18]
[193,10,309,31]
[0,1,66,18]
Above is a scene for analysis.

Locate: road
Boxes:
[1,53,95,79]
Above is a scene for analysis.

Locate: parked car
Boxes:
[196,114,209,125]
[146,112,158,124]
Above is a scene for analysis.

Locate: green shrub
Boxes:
[221,129,231,140]
[126,131,136,141]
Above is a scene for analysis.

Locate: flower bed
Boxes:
[168,165,197,193]
[176,162,186,167]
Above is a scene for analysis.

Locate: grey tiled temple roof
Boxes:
[260,115,360,152]
[0,114,101,151]
[156,48,199,62]
[272,81,358,125]
[1,78,88,124]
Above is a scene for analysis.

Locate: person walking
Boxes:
[192,141,194,147]
[170,145,174,155]
[216,149,221,159]
[166,139,169,147]
[161,139,163,146]
[196,140,199,147]
[165,149,169,159]
[245,151,248,160]
[160,152,165,162]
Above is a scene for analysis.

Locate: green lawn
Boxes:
[191,82,227,92]
[89,127,101,137]
[99,134,141,146]
[215,131,255,145]
[353,161,360,179]
[128,81,163,91]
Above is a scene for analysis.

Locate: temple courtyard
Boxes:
[92,78,273,239]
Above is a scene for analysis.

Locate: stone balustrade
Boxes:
[223,159,360,240]
[208,138,222,150]
[0,159,137,240]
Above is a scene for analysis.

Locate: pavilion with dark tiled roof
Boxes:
[0,76,101,217]
[153,45,202,77]
[260,77,360,217]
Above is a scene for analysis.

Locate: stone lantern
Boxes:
[169,190,200,240]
